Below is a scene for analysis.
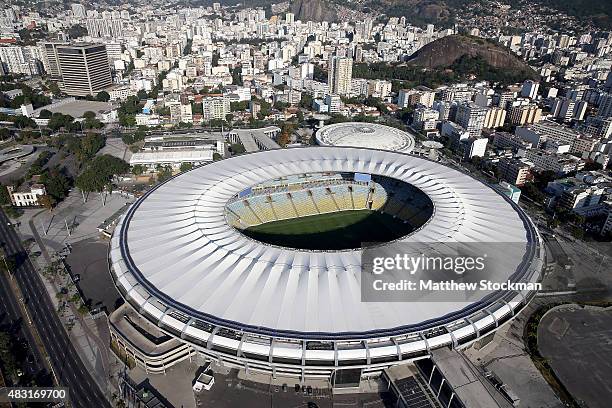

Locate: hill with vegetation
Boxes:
[290,0,337,22]
[542,0,612,29]
[409,35,533,71]
[353,35,538,88]
[364,0,472,26]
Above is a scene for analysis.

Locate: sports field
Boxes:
[242,209,414,250]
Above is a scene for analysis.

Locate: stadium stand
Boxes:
[225,173,433,229]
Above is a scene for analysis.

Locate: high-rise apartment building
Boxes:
[484,106,507,129]
[0,46,32,75]
[507,104,542,126]
[597,93,612,118]
[328,56,352,96]
[398,87,435,108]
[497,158,532,186]
[202,96,230,121]
[521,80,540,99]
[54,43,112,96]
[455,102,488,138]
[551,97,588,122]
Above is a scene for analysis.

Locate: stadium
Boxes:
[315,122,416,153]
[109,147,544,380]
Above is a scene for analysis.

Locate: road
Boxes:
[0,260,48,381]
[0,209,110,408]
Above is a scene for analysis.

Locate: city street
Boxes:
[0,209,110,408]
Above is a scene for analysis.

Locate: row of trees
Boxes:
[76,155,129,193]
[50,133,106,165]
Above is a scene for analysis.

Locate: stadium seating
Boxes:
[248,195,277,223]
[289,190,319,217]
[370,186,387,210]
[270,193,298,220]
[330,185,351,209]
[311,187,339,214]
[225,173,433,229]
[351,185,369,209]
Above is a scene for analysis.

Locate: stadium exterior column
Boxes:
[437,378,446,399]
[447,392,455,408]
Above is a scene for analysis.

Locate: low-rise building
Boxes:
[496,181,522,203]
[524,149,585,174]
[7,183,46,207]
[492,132,532,152]
[130,150,214,170]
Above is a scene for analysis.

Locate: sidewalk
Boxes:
[13,192,131,399]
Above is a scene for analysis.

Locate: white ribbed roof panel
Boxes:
[316,123,416,153]
[112,147,534,337]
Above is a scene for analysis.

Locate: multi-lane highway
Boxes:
[0,257,48,381]
[0,210,110,408]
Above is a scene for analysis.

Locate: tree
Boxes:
[76,155,129,193]
[47,113,74,131]
[521,182,545,203]
[41,169,71,201]
[95,91,110,102]
[39,109,53,119]
[136,89,148,100]
[38,194,56,211]
[0,127,9,140]
[0,255,16,274]
[82,111,96,120]
[0,184,11,205]
[78,133,105,161]
[230,101,249,112]
[231,66,243,86]
[13,115,36,129]
[157,166,173,182]
[273,101,289,111]
[300,93,314,109]
[131,165,144,176]
[584,161,603,171]
[119,113,136,128]
[179,162,193,172]
[231,143,245,154]
[68,24,88,38]
[48,81,61,97]
[278,123,295,147]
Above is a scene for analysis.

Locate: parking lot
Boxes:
[539,304,612,408]
[65,237,121,313]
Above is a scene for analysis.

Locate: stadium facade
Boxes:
[315,122,416,153]
[109,147,544,380]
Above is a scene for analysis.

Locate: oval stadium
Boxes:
[315,122,416,153]
[109,147,544,380]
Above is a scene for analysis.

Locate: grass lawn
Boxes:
[242,209,413,250]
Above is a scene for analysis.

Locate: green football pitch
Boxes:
[242,209,414,250]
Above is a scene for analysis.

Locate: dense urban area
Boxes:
[0,0,611,407]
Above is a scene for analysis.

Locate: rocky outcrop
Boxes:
[408,35,533,72]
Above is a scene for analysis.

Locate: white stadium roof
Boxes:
[111,147,541,343]
[316,122,416,153]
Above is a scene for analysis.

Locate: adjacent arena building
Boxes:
[315,122,416,153]
[109,147,544,380]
